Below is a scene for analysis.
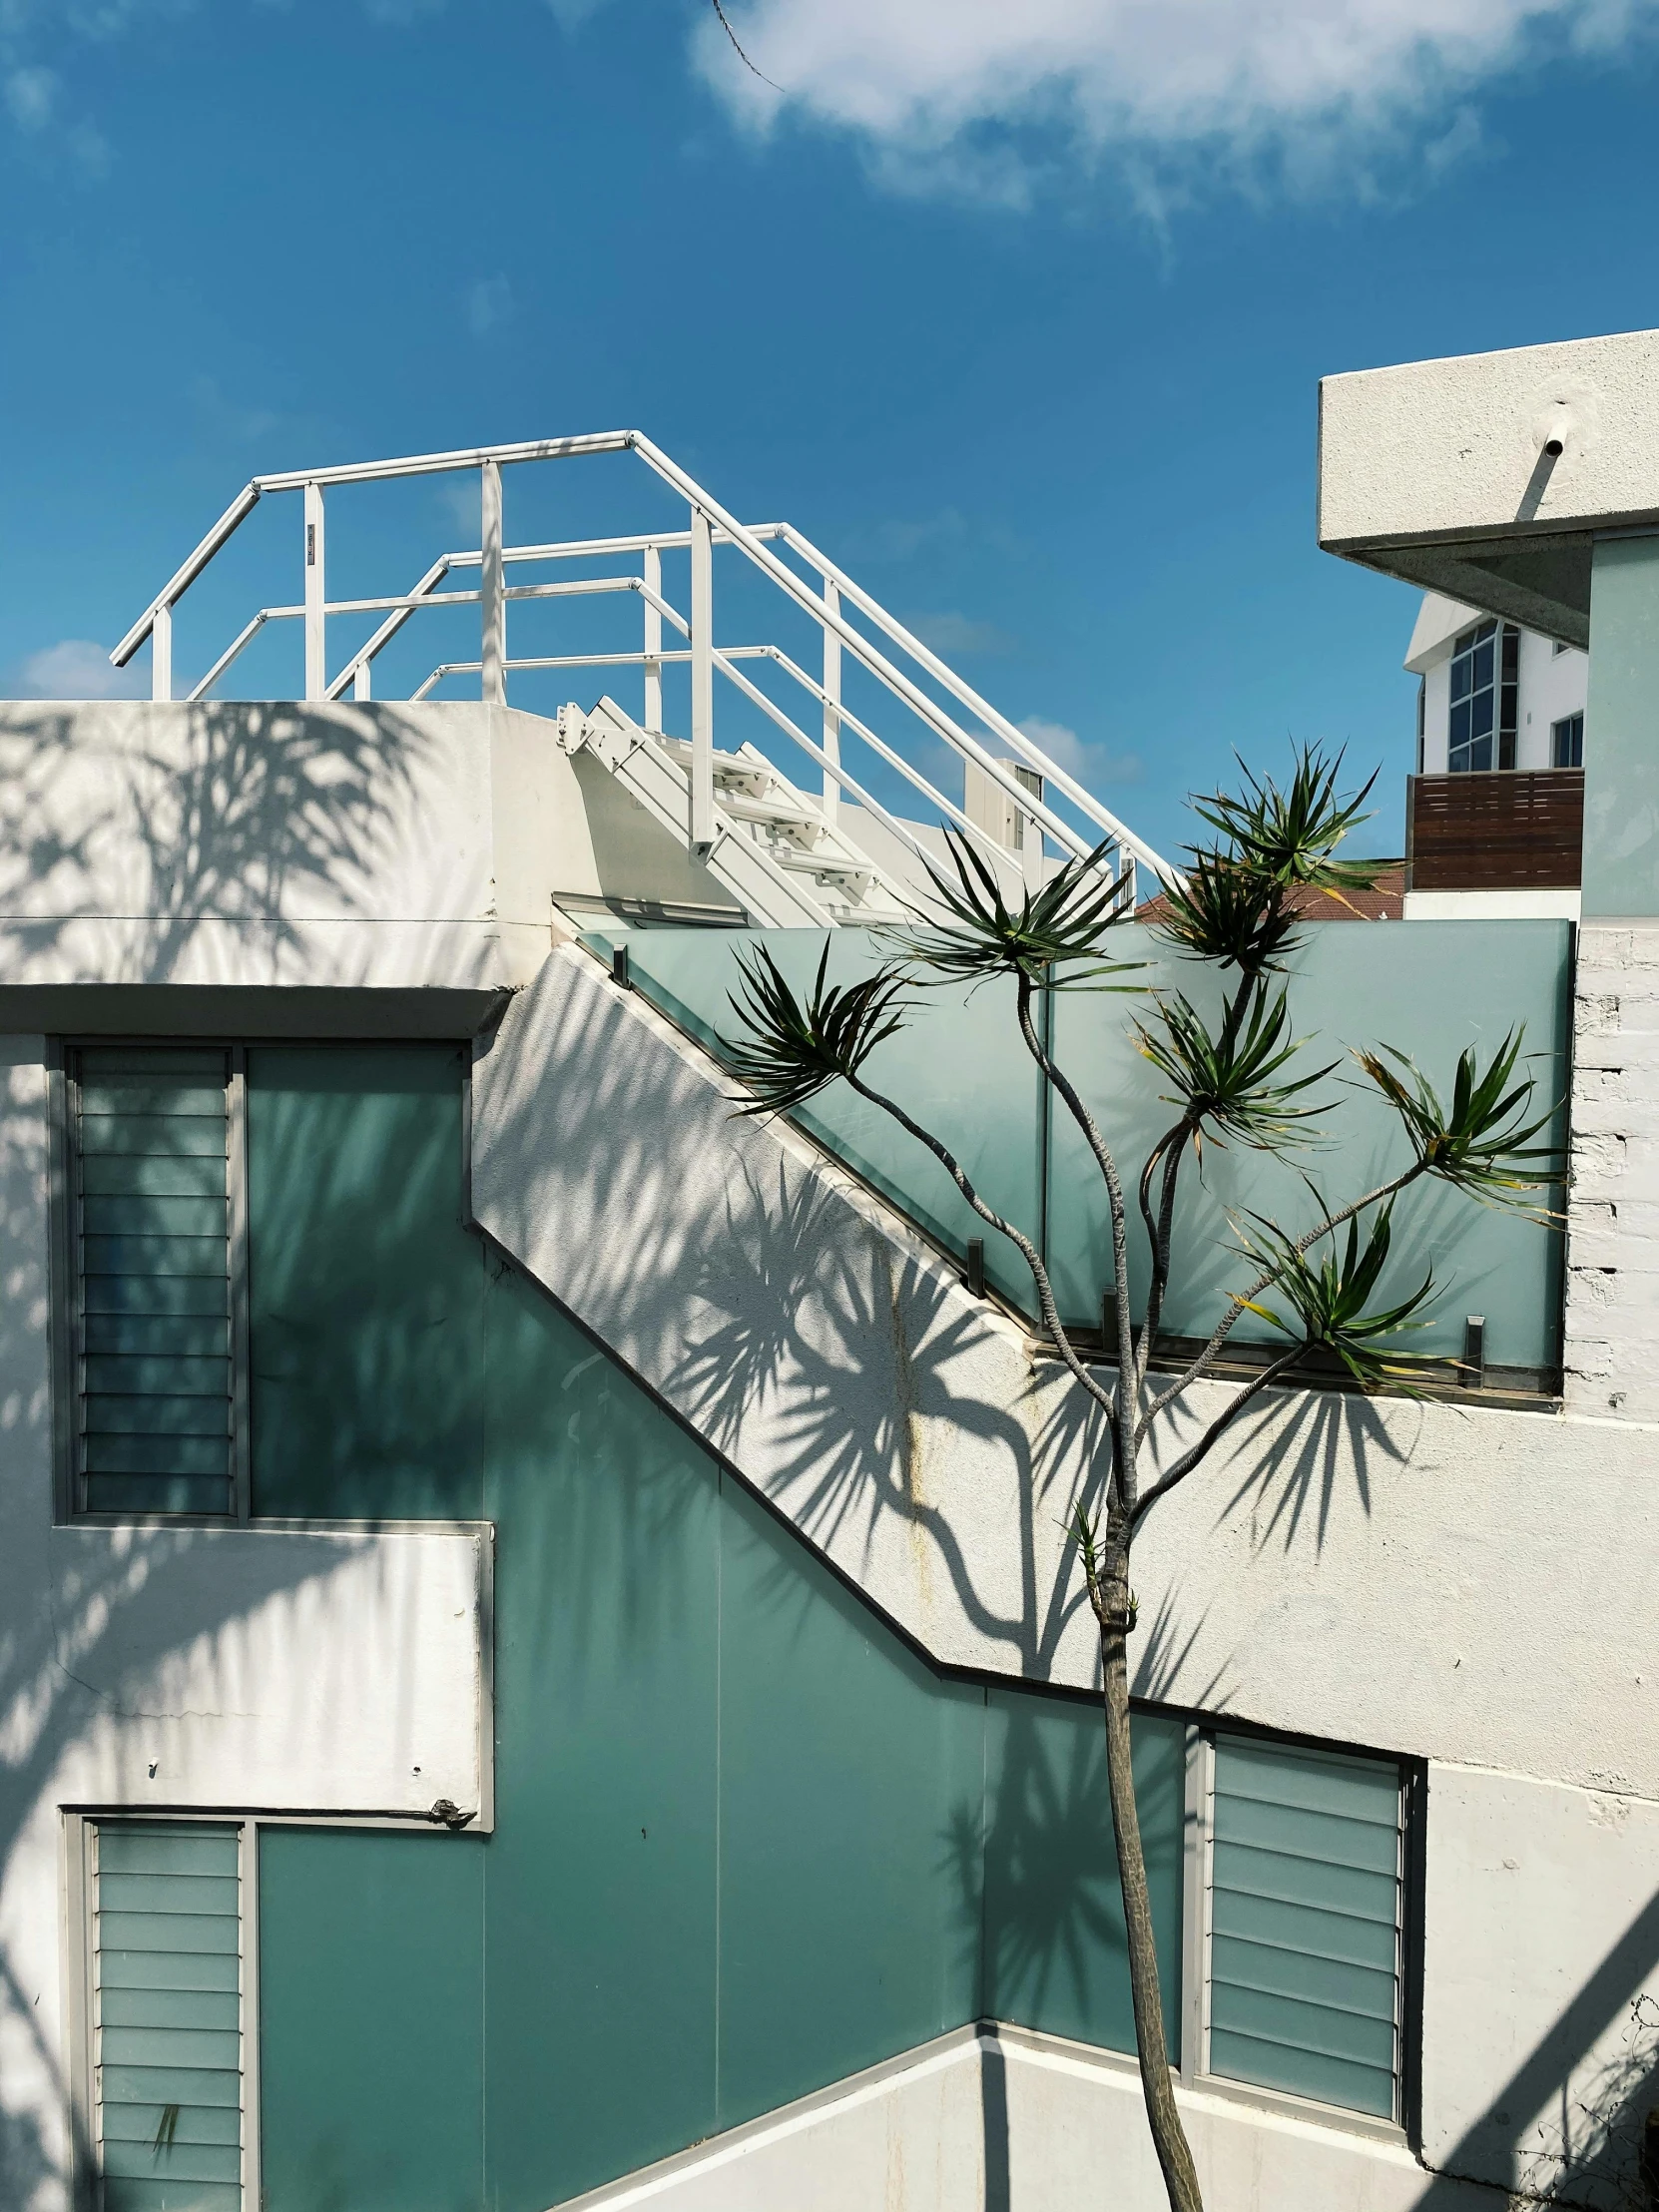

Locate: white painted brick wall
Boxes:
[1564,920,1659,1416]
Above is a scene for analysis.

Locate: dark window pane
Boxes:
[1450,701,1470,746]
[1472,692,1493,738]
[1450,658,1471,703]
[1469,735,1492,772]
[1472,640,1494,689]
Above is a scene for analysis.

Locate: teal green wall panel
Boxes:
[983,1692,1184,2058]
[258,1828,484,2212]
[247,1045,485,1519]
[714,1477,985,2128]
[480,1265,722,2206]
[1583,534,1659,918]
[245,1046,1189,2210]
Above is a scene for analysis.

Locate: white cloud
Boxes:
[14,640,147,700]
[467,273,514,339]
[694,0,1657,196]
[905,608,1015,656]
[1018,714,1142,786]
[5,66,57,130]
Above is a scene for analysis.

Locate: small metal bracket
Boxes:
[611,944,632,991]
[965,1238,986,1297]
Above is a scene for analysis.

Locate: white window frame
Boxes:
[1177,1726,1413,2145]
[64,1805,477,2212]
[65,1811,262,2212]
[51,1041,253,1527]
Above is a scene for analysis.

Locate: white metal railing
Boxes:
[112,432,1174,893]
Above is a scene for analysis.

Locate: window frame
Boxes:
[1552,712,1584,770]
[52,1040,254,1527]
[65,1811,262,2212]
[1446,619,1519,775]
[65,1805,475,2212]
[1177,1724,1419,2146]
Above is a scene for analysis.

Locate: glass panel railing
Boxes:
[583,916,1570,1382]
[582,926,1043,1309]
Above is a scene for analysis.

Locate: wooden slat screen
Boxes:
[1407,770,1583,891]
[74,1048,235,1516]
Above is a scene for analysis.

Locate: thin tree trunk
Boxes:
[1098,1559,1205,2212]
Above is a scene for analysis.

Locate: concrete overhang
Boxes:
[1318,325,1659,649]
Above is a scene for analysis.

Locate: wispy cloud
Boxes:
[3,58,110,175]
[904,608,1015,657]
[12,640,148,700]
[467,273,514,339]
[5,65,55,130]
[694,0,1659,203]
[1018,713,1142,787]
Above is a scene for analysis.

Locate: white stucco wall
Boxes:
[0,1035,491,2205]
[555,2020,1509,2212]
[1320,325,1659,550]
[0,699,737,1004]
[1406,603,1586,778]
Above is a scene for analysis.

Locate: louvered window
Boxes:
[92,1820,245,2210]
[68,1048,246,1518]
[1202,1736,1404,2121]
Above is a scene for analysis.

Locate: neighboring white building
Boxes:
[1405,591,1587,777]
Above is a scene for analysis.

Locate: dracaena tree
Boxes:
[720,750,1559,2212]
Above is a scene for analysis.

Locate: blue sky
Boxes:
[3,0,1658,860]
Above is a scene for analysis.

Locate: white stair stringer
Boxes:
[556,697,913,928]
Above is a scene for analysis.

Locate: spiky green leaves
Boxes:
[1194,749,1387,901]
[1156,747,1395,976]
[1358,1029,1562,1210]
[891,826,1142,991]
[1136,981,1336,1154]
[1240,1210,1437,1388]
[720,942,908,1115]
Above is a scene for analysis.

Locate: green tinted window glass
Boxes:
[1208,1738,1402,2119]
[75,1050,234,1516]
[94,1820,243,2209]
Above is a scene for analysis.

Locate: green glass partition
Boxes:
[591,918,1570,1372]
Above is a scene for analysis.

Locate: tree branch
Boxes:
[1129,1343,1306,1533]
[842,1066,1124,1467]
[1134,1162,1427,1446]
[1012,975,1139,1509]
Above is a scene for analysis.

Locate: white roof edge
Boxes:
[1403,592,1482,675]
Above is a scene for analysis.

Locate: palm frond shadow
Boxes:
[666,1154,1081,1672]
[0,701,441,985]
[1206,1383,1414,1555]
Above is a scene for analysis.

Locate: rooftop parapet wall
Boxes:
[0,699,727,1020]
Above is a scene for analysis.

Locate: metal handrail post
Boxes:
[352,661,372,701]
[690,507,714,853]
[480,460,506,706]
[822,578,840,828]
[643,544,663,735]
[303,482,326,702]
[151,603,173,703]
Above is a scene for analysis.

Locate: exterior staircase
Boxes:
[557,697,914,927]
